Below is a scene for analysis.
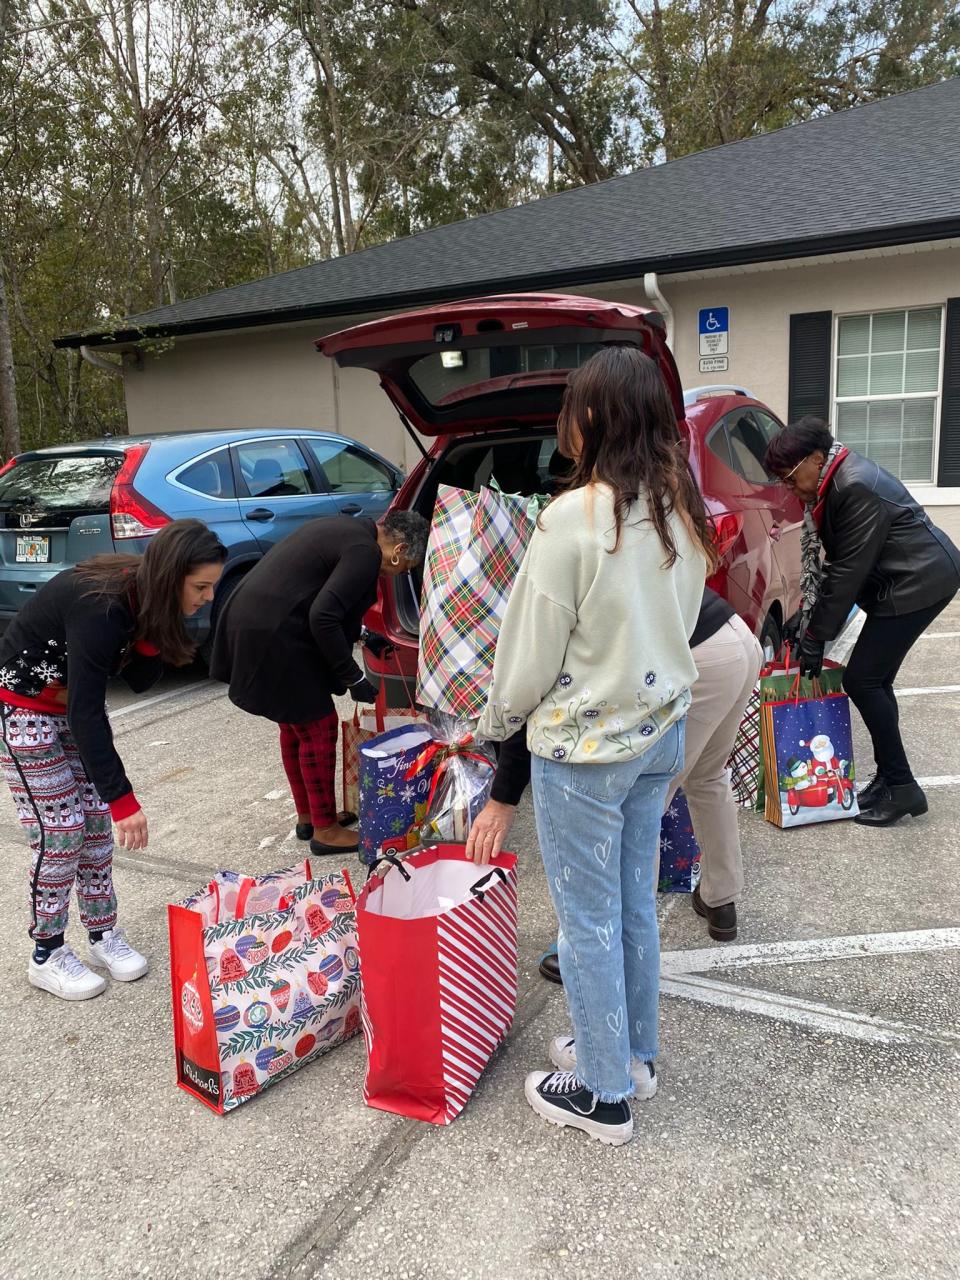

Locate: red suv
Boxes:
[318,294,802,706]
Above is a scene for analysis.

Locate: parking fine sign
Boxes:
[699,307,729,356]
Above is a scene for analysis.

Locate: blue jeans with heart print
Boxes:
[531,719,685,1102]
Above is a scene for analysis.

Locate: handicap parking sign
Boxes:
[699,307,729,356]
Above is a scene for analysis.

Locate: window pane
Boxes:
[900,399,936,483]
[707,425,736,473]
[869,352,904,396]
[902,398,936,435]
[837,355,869,397]
[752,410,783,446]
[838,315,870,357]
[835,402,867,453]
[871,311,906,353]
[306,439,394,493]
[906,308,941,350]
[904,348,940,393]
[177,449,235,498]
[235,440,315,497]
[0,454,121,511]
[866,400,903,475]
[726,412,770,484]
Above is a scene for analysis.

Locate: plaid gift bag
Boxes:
[727,685,762,810]
[417,485,545,721]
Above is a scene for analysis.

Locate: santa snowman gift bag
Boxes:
[356,844,518,1125]
[759,669,860,828]
[169,859,362,1114]
[657,790,702,893]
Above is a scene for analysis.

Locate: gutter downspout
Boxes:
[80,345,124,378]
[643,272,674,349]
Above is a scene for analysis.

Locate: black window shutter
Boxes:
[788,311,832,424]
[937,298,960,486]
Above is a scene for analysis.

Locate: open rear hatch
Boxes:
[316,293,684,438]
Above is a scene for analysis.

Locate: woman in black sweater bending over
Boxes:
[0,520,226,1001]
[211,511,429,856]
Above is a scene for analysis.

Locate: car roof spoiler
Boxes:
[683,384,759,406]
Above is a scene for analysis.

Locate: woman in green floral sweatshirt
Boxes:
[479,346,715,1146]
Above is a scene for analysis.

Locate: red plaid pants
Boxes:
[278,712,338,827]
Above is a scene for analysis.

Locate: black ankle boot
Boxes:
[856,774,889,812]
[854,782,928,827]
[692,887,738,941]
[295,822,314,841]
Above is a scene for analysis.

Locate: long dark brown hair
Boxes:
[77,519,227,666]
[555,347,718,569]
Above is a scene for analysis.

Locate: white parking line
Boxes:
[660,928,960,1047]
[660,974,960,1047]
[661,927,960,976]
[919,632,960,640]
[895,685,960,697]
[916,775,960,789]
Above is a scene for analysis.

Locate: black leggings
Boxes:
[842,597,953,786]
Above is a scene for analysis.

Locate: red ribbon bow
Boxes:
[404,733,493,814]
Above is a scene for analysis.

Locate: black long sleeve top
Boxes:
[0,569,162,815]
[210,516,382,724]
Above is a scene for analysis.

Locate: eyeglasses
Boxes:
[780,456,808,486]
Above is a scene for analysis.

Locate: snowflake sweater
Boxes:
[478,484,706,765]
[0,569,163,817]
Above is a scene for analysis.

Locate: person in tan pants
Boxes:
[467,586,764,959]
[665,602,762,940]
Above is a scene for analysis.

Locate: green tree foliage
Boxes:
[0,0,956,454]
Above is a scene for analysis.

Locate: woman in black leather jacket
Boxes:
[765,417,960,827]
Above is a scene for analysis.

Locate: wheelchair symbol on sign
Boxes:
[705,313,722,331]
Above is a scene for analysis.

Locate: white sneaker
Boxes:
[28,945,106,1001]
[89,928,149,982]
[548,1035,658,1100]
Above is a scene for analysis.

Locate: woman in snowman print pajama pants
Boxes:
[0,520,225,1001]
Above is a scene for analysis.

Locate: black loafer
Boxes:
[539,950,563,985]
[297,813,356,841]
[692,886,738,941]
[854,782,927,827]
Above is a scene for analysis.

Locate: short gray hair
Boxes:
[381,509,430,565]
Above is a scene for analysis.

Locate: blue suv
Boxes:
[0,428,403,650]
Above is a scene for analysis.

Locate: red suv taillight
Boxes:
[110,443,170,540]
[0,456,18,480]
[711,512,744,558]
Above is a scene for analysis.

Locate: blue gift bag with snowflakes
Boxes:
[358,724,439,866]
[657,789,701,893]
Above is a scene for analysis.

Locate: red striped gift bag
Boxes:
[355,844,518,1125]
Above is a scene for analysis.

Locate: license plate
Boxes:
[16,536,49,564]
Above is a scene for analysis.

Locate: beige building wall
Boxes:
[121,317,417,470]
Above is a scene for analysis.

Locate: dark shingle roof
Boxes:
[58,78,960,348]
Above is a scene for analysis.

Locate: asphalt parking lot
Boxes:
[1,604,958,1280]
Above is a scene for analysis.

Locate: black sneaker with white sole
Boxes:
[524,1070,633,1146]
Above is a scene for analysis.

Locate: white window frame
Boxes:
[831,304,946,488]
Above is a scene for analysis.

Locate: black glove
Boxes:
[349,676,379,704]
[782,610,803,647]
[797,634,825,679]
[362,629,394,659]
